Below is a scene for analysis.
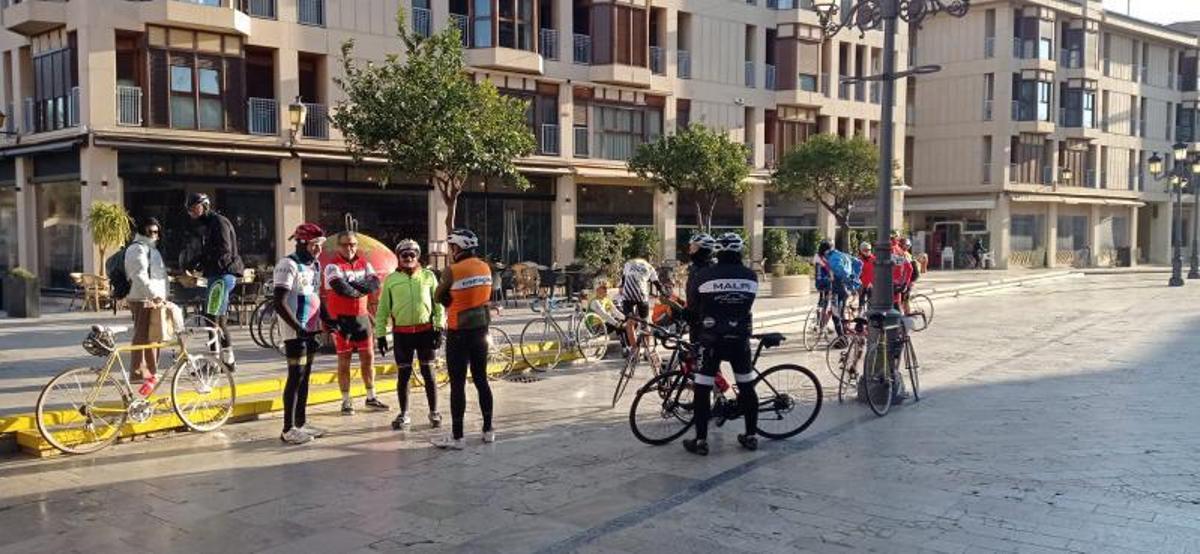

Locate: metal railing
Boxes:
[744,61,755,88]
[1013,39,1035,59]
[1008,162,1019,183]
[413,6,431,37]
[67,86,79,127]
[22,98,32,134]
[116,86,142,127]
[302,103,328,139]
[298,0,324,26]
[573,126,589,158]
[983,99,993,121]
[1132,64,1140,83]
[677,50,691,79]
[838,79,851,100]
[1012,100,1032,121]
[451,14,469,46]
[573,34,591,65]
[869,82,880,104]
[649,46,664,75]
[539,123,559,155]
[1139,64,1148,84]
[1041,165,1053,185]
[984,37,995,58]
[1087,169,1099,188]
[854,82,865,102]
[765,64,776,90]
[247,97,278,136]
[3,103,11,134]
[240,0,276,18]
[540,28,558,60]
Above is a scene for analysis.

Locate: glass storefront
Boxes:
[1011,214,1045,251]
[308,188,430,256]
[455,176,554,266]
[577,184,653,228]
[0,186,16,273]
[36,181,83,289]
[675,190,743,259]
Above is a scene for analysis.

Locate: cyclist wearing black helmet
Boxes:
[683,232,760,456]
[182,192,243,371]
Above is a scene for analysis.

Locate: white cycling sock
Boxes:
[366,386,376,400]
[341,390,351,404]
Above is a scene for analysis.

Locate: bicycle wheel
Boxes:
[268,318,285,355]
[629,370,695,445]
[171,355,236,432]
[487,326,516,377]
[825,336,862,387]
[801,307,829,351]
[909,294,934,330]
[753,364,822,440]
[575,313,610,362]
[36,367,130,455]
[611,350,639,409]
[521,319,565,372]
[905,338,920,402]
[862,342,893,417]
[250,300,274,348]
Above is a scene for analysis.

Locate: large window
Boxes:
[1061,88,1096,128]
[455,177,554,265]
[1056,215,1088,251]
[578,184,653,227]
[168,56,226,130]
[473,0,493,48]
[0,186,15,274]
[592,104,662,161]
[36,182,83,289]
[147,28,244,131]
[1010,214,1044,251]
[32,33,78,133]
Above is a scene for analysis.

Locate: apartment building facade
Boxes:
[0,0,903,289]
[907,0,1200,269]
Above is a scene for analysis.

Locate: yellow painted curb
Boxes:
[12,341,587,456]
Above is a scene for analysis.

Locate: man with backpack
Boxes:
[181,193,243,371]
[815,239,855,344]
[121,218,168,383]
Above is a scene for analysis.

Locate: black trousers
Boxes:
[693,337,757,441]
[282,337,317,433]
[394,330,438,415]
[445,327,494,440]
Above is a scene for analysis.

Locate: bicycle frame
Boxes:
[83,325,221,414]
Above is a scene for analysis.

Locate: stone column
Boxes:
[277,49,299,142]
[557,0,573,65]
[817,203,837,244]
[76,17,117,129]
[653,188,676,262]
[1128,204,1139,266]
[750,106,765,168]
[430,0,449,35]
[1149,200,1172,264]
[552,175,576,266]
[79,146,122,274]
[664,6,679,78]
[1089,204,1102,266]
[1045,202,1058,268]
[743,183,764,261]
[15,157,34,271]
[987,193,1011,269]
[558,84,574,160]
[12,47,29,134]
[276,158,305,259]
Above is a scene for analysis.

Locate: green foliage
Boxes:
[628,124,751,232]
[782,257,813,276]
[764,228,792,268]
[576,225,660,283]
[87,201,133,276]
[773,134,879,250]
[575,231,609,271]
[797,230,823,257]
[848,229,878,252]
[332,9,536,235]
[626,227,660,262]
[9,267,35,280]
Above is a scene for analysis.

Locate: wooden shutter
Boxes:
[148,49,169,127]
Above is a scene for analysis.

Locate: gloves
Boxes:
[431,329,444,350]
[376,336,389,356]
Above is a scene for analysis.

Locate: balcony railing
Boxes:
[649,46,664,75]
[67,86,79,127]
[765,64,776,90]
[1011,100,1033,121]
[869,82,880,104]
[298,0,324,26]
[451,14,469,46]
[539,28,558,60]
[854,82,865,102]
[413,6,431,37]
[240,0,276,18]
[1087,169,1099,188]
[765,146,776,168]
[1009,163,1019,183]
[116,85,142,127]
[984,37,995,58]
[3,103,12,134]
[573,126,589,158]
[677,50,691,79]
[744,61,755,88]
[1013,39,1034,59]
[539,123,559,155]
[247,97,278,136]
[302,103,328,139]
[1139,64,1148,84]
[838,80,851,100]
[1060,48,1082,69]
[1041,164,1053,185]
[983,99,993,120]
[22,98,32,134]
[573,34,591,65]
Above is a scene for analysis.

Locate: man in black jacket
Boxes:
[683,232,759,456]
[183,193,244,371]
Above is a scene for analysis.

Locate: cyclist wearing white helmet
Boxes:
[432,228,495,449]
[375,239,444,430]
[682,232,760,456]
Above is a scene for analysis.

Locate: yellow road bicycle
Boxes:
[35,322,237,455]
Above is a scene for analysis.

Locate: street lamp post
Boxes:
[1148,142,1195,287]
[1189,155,1200,279]
[814,0,969,403]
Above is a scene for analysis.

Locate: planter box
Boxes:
[770,274,811,297]
[4,276,40,318]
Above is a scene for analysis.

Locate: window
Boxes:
[1010,214,1044,251]
[497,0,533,50]
[614,6,647,66]
[198,64,223,130]
[592,104,662,160]
[170,63,195,129]
[797,74,818,92]
[1036,81,1051,122]
[1039,37,1053,61]
[31,34,79,133]
[473,0,493,48]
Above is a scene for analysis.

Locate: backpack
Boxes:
[106,246,132,300]
[827,250,854,284]
[849,257,864,290]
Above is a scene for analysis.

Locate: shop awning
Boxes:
[572,165,636,180]
[1009,193,1144,207]
[904,196,997,212]
[0,136,85,158]
[93,138,293,159]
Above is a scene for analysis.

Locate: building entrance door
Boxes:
[930,221,963,269]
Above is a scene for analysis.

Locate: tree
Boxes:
[331,10,536,236]
[772,134,879,251]
[87,201,132,276]
[627,124,751,233]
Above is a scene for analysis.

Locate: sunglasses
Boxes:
[340,242,358,247]
[399,252,417,259]
[147,230,160,236]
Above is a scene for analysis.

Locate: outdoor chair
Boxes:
[68,272,85,311]
[940,247,955,270]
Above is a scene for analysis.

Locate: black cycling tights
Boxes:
[393,331,437,415]
[692,382,758,442]
[282,338,317,433]
[693,339,758,441]
[446,328,494,440]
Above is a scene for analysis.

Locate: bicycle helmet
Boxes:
[688,232,715,251]
[713,232,746,253]
[817,239,833,255]
[395,239,421,255]
[289,223,326,244]
[185,192,211,209]
[82,325,116,357]
[447,228,479,250]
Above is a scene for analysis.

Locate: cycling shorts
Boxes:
[332,315,372,354]
[696,338,753,387]
[620,299,649,321]
[205,273,237,317]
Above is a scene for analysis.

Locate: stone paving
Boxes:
[1,273,1198,553]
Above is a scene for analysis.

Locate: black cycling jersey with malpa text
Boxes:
[686,261,759,340]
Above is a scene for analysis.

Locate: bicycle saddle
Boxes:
[752,332,785,349]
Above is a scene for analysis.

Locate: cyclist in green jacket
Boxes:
[375,239,445,430]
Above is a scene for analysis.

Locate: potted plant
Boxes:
[86,201,133,276]
[764,229,792,278]
[4,267,39,318]
[770,255,813,298]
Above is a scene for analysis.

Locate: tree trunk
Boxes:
[441,177,459,238]
[705,201,716,236]
[835,217,851,252]
[98,247,107,277]
[695,201,706,233]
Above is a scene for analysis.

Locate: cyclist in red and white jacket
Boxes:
[323,230,387,415]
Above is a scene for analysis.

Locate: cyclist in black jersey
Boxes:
[682,232,760,456]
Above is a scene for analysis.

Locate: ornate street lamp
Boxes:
[1149,142,1193,287]
[1189,154,1200,279]
[287,96,309,148]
